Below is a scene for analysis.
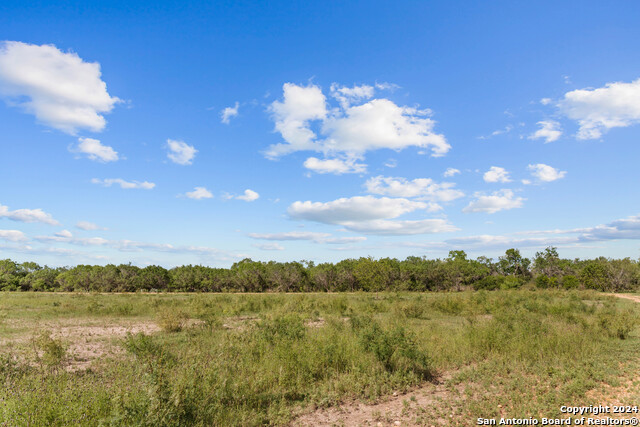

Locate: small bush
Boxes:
[258,313,306,342]
[562,275,580,290]
[156,309,189,332]
[597,309,638,339]
[473,275,504,291]
[32,331,67,371]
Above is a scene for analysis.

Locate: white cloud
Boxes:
[35,229,109,246]
[341,219,458,235]
[253,243,285,251]
[75,221,105,231]
[527,163,567,182]
[166,139,197,165]
[558,78,640,139]
[303,156,367,175]
[529,120,562,143]
[540,98,552,105]
[330,83,374,108]
[267,83,328,157]
[463,190,525,214]
[74,137,119,162]
[443,168,460,177]
[288,196,428,224]
[249,231,331,241]
[91,178,155,190]
[384,158,397,168]
[287,195,455,235]
[521,179,532,185]
[0,41,119,134]
[0,230,27,242]
[248,231,367,244]
[185,186,213,200]
[221,102,239,124]
[0,203,60,225]
[483,166,512,183]
[364,176,464,202]
[266,82,449,159]
[236,189,259,202]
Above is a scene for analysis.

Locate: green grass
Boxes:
[1,290,639,426]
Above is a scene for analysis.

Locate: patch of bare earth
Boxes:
[608,293,640,304]
[1,318,161,372]
[294,373,465,427]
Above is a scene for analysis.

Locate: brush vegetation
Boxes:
[0,290,639,425]
[2,247,640,293]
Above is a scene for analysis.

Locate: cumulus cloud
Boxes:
[330,83,374,108]
[527,164,567,182]
[483,166,511,183]
[463,190,525,214]
[287,195,454,235]
[529,120,562,143]
[73,137,119,162]
[221,102,239,124]
[229,189,260,202]
[75,221,105,231]
[558,78,640,139]
[0,203,60,225]
[303,156,367,175]
[0,229,27,242]
[288,196,427,224]
[0,41,119,134]
[364,176,464,202]
[443,168,460,177]
[185,186,213,200]
[166,139,197,165]
[91,178,155,190]
[266,82,449,159]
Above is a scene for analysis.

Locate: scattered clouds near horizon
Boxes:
[483,166,511,183]
[73,137,119,162]
[75,221,106,231]
[253,243,284,251]
[443,168,460,177]
[0,203,60,226]
[529,120,562,143]
[0,229,28,242]
[185,186,214,200]
[463,189,524,214]
[558,78,640,140]
[166,139,197,165]
[91,178,155,190]
[248,230,367,245]
[0,41,120,134]
[527,164,567,182]
[265,82,450,163]
[303,156,367,175]
[220,102,239,124]
[287,195,457,235]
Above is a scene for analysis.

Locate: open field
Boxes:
[1,291,639,426]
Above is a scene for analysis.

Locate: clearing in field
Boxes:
[0,290,639,426]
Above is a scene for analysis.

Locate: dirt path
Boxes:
[608,293,640,304]
[295,375,463,427]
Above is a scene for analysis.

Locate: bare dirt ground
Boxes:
[293,293,640,427]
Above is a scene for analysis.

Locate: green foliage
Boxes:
[32,331,67,371]
[156,309,189,332]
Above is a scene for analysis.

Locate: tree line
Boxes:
[1,247,639,292]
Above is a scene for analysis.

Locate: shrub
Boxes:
[473,275,504,291]
[562,275,579,290]
[32,331,67,371]
[156,309,189,332]
[258,313,306,342]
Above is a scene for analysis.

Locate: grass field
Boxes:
[1,290,639,426]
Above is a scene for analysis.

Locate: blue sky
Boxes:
[1,0,640,267]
